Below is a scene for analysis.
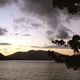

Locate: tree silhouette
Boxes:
[68,35,80,54]
[72,35,80,40]
[53,0,80,14]
[51,35,80,54]
[59,39,66,45]
[52,39,66,46]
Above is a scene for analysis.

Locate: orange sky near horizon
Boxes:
[0,45,74,56]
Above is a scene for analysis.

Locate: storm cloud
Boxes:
[22,0,53,15]
[0,0,78,39]
[19,0,75,39]
[0,0,17,6]
[56,29,69,39]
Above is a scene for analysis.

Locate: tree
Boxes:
[59,39,66,45]
[72,35,80,40]
[52,39,66,46]
[53,0,80,14]
[68,35,80,54]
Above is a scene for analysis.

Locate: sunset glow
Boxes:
[0,0,79,56]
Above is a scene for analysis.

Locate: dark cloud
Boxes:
[0,0,10,6]
[13,17,25,23]
[13,17,29,32]
[46,31,53,36]
[21,0,59,28]
[46,24,75,40]
[31,23,42,29]
[31,45,66,49]
[0,28,7,35]
[0,0,77,39]
[41,45,55,48]
[46,30,54,40]
[0,42,11,45]
[22,0,59,29]
[23,0,53,15]
[56,25,75,39]
[0,0,17,6]
[46,30,54,36]
[21,0,74,39]
[56,29,69,39]
[31,45,54,48]
[24,34,30,36]
[13,16,44,30]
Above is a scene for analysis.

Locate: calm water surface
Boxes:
[0,60,80,80]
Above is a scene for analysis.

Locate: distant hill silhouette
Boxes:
[7,50,53,60]
[0,53,6,60]
[0,50,80,70]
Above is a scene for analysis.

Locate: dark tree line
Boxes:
[51,35,80,54]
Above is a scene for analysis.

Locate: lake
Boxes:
[0,60,80,80]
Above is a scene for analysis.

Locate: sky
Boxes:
[0,0,80,55]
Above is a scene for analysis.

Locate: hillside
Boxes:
[0,53,6,60]
[7,50,54,60]
[0,50,80,69]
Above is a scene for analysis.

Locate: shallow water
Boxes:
[0,60,80,80]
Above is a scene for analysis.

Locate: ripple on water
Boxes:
[0,60,80,80]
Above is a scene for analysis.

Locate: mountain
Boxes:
[0,53,6,60]
[7,50,54,60]
[0,50,62,60]
[0,50,80,70]
[6,50,80,69]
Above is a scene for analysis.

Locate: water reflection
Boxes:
[0,60,80,80]
[48,51,80,70]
